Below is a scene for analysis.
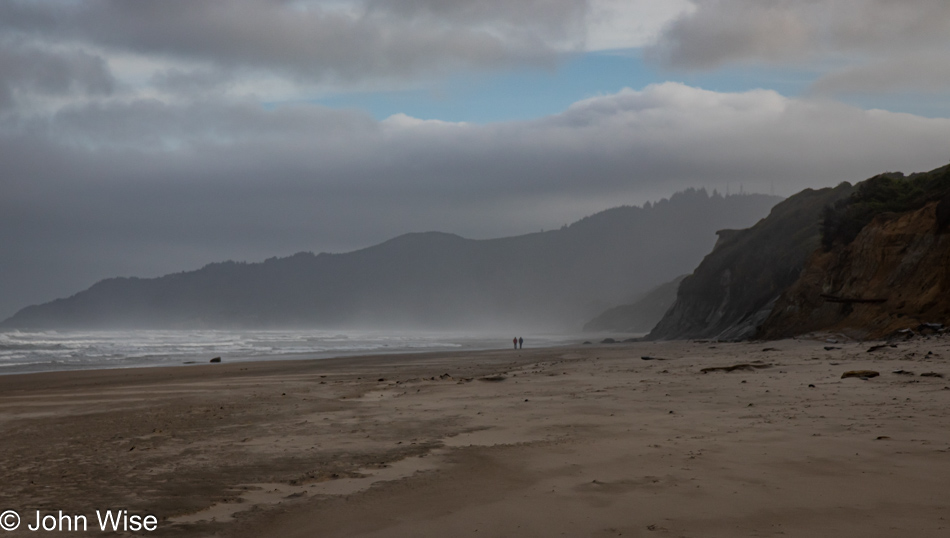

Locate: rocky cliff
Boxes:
[647,184,854,340]
[650,164,950,341]
[759,198,950,340]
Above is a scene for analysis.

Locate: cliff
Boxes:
[650,164,950,341]
[759,188,950,340]
[647,184,854,341]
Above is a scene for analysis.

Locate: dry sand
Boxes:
[2,337,950,537]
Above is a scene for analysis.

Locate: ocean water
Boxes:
[0,329,576,375]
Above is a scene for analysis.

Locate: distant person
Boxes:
[513,337,518,350]
[518,337,524,349]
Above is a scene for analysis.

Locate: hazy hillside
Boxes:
[583,275,686,334]
[2,190,781,331]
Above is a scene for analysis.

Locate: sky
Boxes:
[2,0,950,320]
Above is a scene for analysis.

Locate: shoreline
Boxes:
[0,329,591,377]
[2,338,949,537]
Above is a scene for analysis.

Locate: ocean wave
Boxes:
[0,329,518,375]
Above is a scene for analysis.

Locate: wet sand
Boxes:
[1,337,949,537]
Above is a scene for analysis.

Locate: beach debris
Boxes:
[641,356,666,361]
[439,373,452,380]
[824,346,841,351]
[808,384,816,388]
[479,375,507,382]
[210,357,222,363]
[875,436,891,440]
[921,372,944,378]
[867,344,895,352]
[761,347,778,352]
[890,328,917,340]
[892,369,915,375]
[841,370,879,379]
[917,323,946,335]
[700,363,772,373]
[825,338,838,344]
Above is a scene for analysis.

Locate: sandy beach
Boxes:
[2,337,950,537]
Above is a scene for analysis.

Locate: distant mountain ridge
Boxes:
[2,190,782,331]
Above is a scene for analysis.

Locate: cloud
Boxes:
[2,0,947,102]
[584,0,696,51]
[0,0,699,107]
[3,82,949,317]
[0,0,582,94]
[810,52,950,95]
[0,41,115,112]
[646,0,950,95]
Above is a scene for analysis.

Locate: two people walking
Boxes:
[512,337,523,349]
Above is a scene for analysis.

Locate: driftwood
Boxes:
[701,363,772,374]
[820,294,886,304]
[841,370,879,379]
[479,375,507,382]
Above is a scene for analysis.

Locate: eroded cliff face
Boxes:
[759,201,950,340]
[647,184,854,341]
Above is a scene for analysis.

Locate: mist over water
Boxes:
[0,329,579,375]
